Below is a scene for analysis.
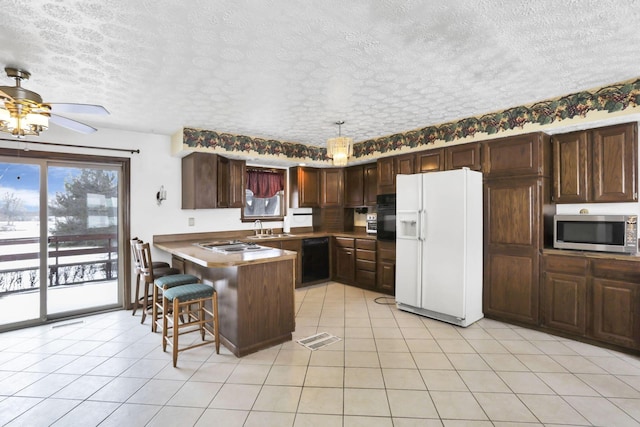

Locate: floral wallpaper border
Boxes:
[182,77,640,162]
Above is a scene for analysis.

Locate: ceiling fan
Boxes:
[0,67,109,137]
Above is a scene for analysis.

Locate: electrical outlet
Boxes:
[188,217,195,226]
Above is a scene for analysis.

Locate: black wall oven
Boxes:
[376,194,396,241]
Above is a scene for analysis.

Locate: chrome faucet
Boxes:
[254,219,263,236]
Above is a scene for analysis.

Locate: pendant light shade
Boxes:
[326,121,353,166]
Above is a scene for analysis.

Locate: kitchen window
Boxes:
[241,167,286,221]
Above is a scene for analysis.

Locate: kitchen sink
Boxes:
[246,233,295,239]
[196,241,272,254]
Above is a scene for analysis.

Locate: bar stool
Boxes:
[133,241,196,325]
[161,283,219,367]
[130,238,174,319]
[152,273,201,333]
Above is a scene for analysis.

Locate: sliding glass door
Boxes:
[0,161,42,325]
[0,158,123,329]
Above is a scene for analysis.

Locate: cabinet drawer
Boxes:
[591,258,640,283]
[356,259,376,271]
[356,269,376,286]
[334,237,355,248]
[356,239,376,250]
[544,254,587,275]
[356,249,375,262]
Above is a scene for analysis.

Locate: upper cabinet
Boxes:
[320,168,344,207]
[182,152,246,209]
[483,133,551,178]
[553,122,637,203]
[228,159,246,208]
[376,153,414,194]
[289,166,320,208]
[446,143,482,171]
[345,163,377,207]
[377,157,395,195]
[363,163,378,206]
[395,153,415,176]
[416,149,444,173]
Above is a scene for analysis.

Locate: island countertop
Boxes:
[154,240,297,268]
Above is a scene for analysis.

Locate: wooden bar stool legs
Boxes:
[152,273,200,333]
[161,283,220,367]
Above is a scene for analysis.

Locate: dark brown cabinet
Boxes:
[552,131,589,203]
[446,143,482,171]
[376,153,414,194]
[396,153,415,176]
[553,122,637,203]
[355,239,376,289]
[182,152,246,209]
[542,254,587,335]
[483,133,551,326]
[320,168,344,207]
[590,258,640,349]
[376,240,395,295]
[483,133,550,179]
[416,149,444,173]
[333,237,355,283]
[344,166,364,207]
[289,166,320,208]
[228,159,246,208]
[363,164,378,206]
[377,157,395,195]
[345,164,377,207]
[541,253,640,351]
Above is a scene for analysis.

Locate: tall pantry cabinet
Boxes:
[482,133,553,325]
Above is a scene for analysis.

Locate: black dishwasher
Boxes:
[301,237,330,284]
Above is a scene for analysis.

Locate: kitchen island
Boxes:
[154,236,297,357]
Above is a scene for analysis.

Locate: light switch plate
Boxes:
[188,217,195,226]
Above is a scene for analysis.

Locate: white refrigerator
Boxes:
[395,168,483,327]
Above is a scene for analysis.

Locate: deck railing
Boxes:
[0,233,118,294]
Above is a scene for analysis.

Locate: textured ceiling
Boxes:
[1,0,640,147]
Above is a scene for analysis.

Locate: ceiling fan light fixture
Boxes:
[326,121,353,166]
[0,67,108,137]
[26,112,49,130]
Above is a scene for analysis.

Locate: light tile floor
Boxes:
[1,281,640,426]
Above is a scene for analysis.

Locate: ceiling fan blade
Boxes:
[0,88,13,101]
[48,103,109,115]
[50,114,97,134]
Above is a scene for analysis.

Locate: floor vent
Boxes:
[297,332,341,351]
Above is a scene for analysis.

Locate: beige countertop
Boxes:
[155,240,297,268]
[153,229,381,268]
[542,247,640,262]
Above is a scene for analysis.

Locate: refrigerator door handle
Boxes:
[420,210,427,241]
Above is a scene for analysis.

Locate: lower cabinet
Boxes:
[355,239,376,289]
[333,237,355,284]
[376,240,395,295]
[485,250,540,325]
[542,255,587,335]
[542,253,640,351]
[332,237,379,290]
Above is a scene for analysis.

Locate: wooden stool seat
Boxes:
[162,283,220,367]
[130,237,172,317]
[152,273,200,332]
[133,240,187,325]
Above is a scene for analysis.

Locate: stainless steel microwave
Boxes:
[553,214,638,254]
